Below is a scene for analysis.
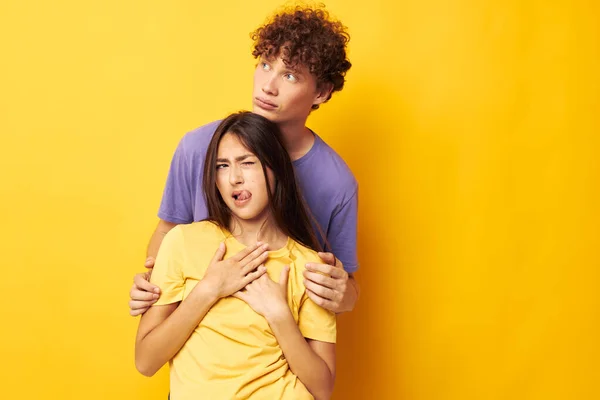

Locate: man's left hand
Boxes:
[303,252,359,314]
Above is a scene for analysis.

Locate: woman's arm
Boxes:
[135,240,269,376]
[233,270,336,400]
[135,284,219,376]
[267,311,336,400]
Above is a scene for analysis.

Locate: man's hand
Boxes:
[303,252,359,314]
[128,257,161,317]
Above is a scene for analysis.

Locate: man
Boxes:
[129,6,360,316]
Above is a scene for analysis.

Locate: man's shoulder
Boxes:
[301,134,357,193]
[178,120,222,154]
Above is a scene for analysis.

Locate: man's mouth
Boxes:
[255,97,277,110]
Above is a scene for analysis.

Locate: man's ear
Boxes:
[313,83,334,106]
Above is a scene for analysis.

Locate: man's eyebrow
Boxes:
[216,154,255,163]
[283,63,303,75]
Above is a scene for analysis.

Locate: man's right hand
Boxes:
[129,257,161,317]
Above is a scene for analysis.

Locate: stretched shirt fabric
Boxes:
[150,221,336,400]
[158,120,359,273]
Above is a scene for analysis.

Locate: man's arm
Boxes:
[147,219,178,261]
[304,254,360,314]
[303,186,360,314]
[129,219,178,317]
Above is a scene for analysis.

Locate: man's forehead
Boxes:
[262,54,307,72]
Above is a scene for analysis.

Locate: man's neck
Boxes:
[277,120,315,161]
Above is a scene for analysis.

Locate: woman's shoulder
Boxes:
[175,220,226,242]
[289,240,323,266]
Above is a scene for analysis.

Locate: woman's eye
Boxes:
[216,164,227,170]
[242,161,255,166]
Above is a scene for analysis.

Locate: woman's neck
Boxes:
[229,217,288,250]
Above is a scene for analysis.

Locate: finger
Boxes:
[242,251,269,275]
[232,241,264,262]
[129,307,149,317]
[144,256,155,269]
[130,286,160,302]
[303,270,336,289]
[304,279,336,301]
[239,243,269,265]
[232,291,248,302]
[279,265,290,287]
[317,252,344,270]
[210,242,227,264]
[129,299,156,311]
[306,262,347,279]
[317,252,336,266]
[133,273,161,295]
[305,288,337,312]
[242,266,267,286]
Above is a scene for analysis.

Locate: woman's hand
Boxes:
[233,266,290,321]
[198,241,270,299]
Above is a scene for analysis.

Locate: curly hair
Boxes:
[251,5,351,109]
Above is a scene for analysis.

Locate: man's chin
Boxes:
[252,105,279,122]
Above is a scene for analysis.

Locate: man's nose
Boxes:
[262,75,278,96]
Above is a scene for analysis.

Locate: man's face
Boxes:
[252,55,328,125]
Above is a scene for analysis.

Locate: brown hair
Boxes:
[251,5,352,109]
[202,111,321,251]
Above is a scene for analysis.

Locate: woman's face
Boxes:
[215,133,274,223]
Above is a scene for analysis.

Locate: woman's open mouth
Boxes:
[232,190,252,206]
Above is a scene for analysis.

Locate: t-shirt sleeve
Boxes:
[298,293,337,343]
[149,227,186,305]
[328,188,359,273]
[158,136,194,224]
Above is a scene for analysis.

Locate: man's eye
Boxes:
[284,73,297,82]
[242,161,255,166]
[261,62,270,71]
[216,164,227,170]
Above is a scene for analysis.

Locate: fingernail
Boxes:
[305,264,312,269]
[154,288,160,294]
[153,294,159,299]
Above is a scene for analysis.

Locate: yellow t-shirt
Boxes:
[150,221,336,400]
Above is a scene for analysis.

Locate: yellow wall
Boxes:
[1,0,598,399]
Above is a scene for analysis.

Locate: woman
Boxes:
[135,112,336,400]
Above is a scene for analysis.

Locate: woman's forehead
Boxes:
[217,133,255,158]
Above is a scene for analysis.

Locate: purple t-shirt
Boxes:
[158,120,359,273]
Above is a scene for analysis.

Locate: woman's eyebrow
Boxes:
[216,154,254,163]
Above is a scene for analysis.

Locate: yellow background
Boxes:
[1,0,598,399]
